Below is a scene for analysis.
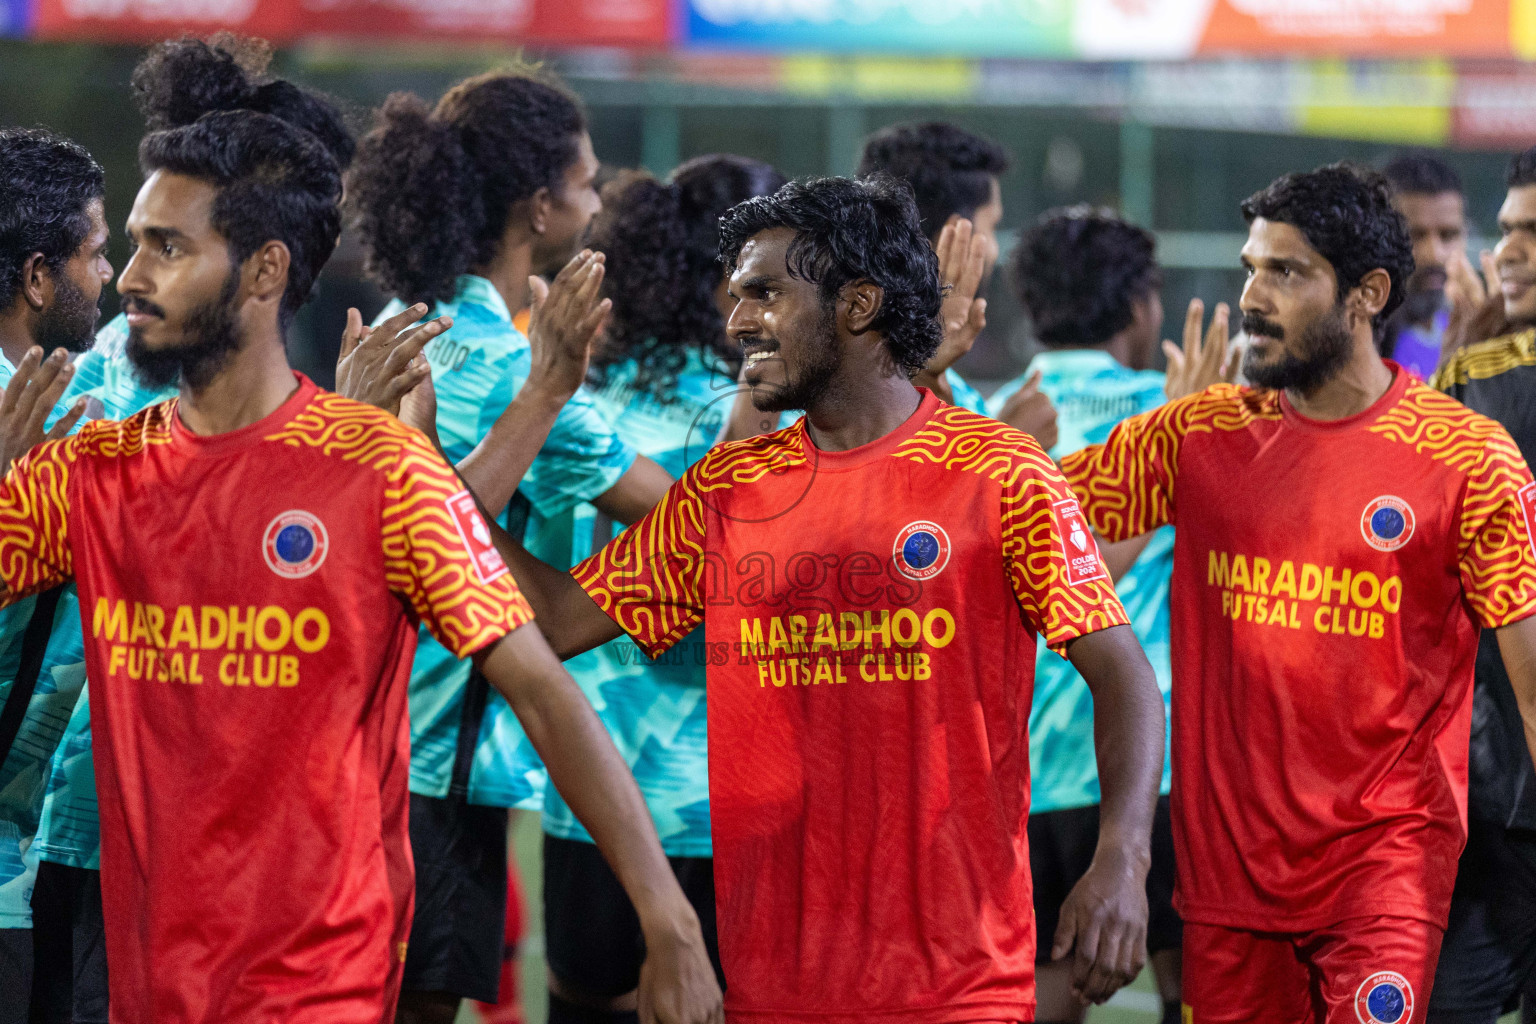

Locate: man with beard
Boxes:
[1382,153,1468,379]
[1426,145,1536,1024]
[23,37,358,1024]
[1061,163,1536,1022]
[0,125,108,1024]
[478,174,1168,1019]
[0,108,721,1024]
[345,65,679,1024]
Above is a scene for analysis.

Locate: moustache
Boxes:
[1242,312,1285,340]
[121,296,166,319]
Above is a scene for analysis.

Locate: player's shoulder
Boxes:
[263,388,440,473]
[689,419,808,488]
[68,399,179,459]
[1430,329,1536,391]
[1369,375,1514,473]
[893,402,1055,480]
[1178,381,1282,422]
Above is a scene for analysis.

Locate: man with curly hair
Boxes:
[482,173,1168,1021]
[1428,145,1536,1024]
[0,125,109,1024]
[989,207,1183,1024]
[1062,163,1536,1020]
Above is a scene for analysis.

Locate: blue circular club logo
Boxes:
[1360,496,1416,553]
[1355,972,1414,1024]
[893,521,952,581]
[263,510,330,579]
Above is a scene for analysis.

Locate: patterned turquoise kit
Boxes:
[378,276,635,808]
[989,348,1174,812]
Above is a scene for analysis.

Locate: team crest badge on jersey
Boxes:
[445,490,510,586]
[1355,972,1414,1024]
[893,521,951,581]
[1053,497,1108,587]
[1361,496,1415,553]
[262,511,329,579]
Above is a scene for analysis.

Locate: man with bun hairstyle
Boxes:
[24,37,360,1023]
[346,64,678,1024]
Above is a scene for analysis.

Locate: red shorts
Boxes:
[1183,917,1444,1024]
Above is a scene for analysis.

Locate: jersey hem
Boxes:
[1176,898,1449,933]
[32,844,97,870]
[540,822,712,860]
[725,998,1034,1024]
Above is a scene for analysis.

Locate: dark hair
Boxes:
[719,174,942,377]
[347,67,587,305]
[0,127,105,306]
[1382,152,1462,198]
[588,155,787,399]
[1012,206,1160,349]
[1240,163,1413,330]
[1508,146,1536,188]
[856,122,1009,241]
[139,110,342,328]
[131,34,354,171]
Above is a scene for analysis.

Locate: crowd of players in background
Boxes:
[0,30,1535,1024]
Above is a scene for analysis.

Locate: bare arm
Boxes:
[1098,533,1155,582]
[487,518,624,659]
[592,455,673,526]
[1052,623,1165,1004]
[1497,616,1536,772]
[474,627,721,1024]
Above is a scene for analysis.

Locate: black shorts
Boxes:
[1028,795,1181,964]
[1429,818,1536,1020]
[401,793,509,1004]
[543,833,724,998]
[27,861,109,1024]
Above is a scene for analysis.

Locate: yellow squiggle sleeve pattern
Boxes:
[1002,443,1130,653]
[1456,426,1536,628]
[0,434,78,603]
[382,431,532,659]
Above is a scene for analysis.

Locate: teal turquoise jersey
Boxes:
[12,317,174,923]
[542,352,737,856]
[944,368,987,416]
[377,276,636,807]
[988,349,1174,812]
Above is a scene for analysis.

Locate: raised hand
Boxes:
[1442,249,1507,363]
[914,216,990,402]
[524,249,612,402]
[1162,298,1232,401]
[334,304,450,417]
[996,368,1059,452]
[0,346,86,473]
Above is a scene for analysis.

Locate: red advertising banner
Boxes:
[33,0,301,41]
[33,0,670,45]
[1453,67,1536,147]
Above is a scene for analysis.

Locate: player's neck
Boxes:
[474,241,535,319]
[0,305,38,370]
[1284,342,1396,422]
[803,373,923,453]
[176,331,299,436]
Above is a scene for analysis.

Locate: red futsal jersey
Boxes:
[1061,366,1536,932]
[573,390,1128,1023]
[0,375,532,1023]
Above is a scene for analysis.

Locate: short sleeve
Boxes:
[519,386,638,519]
[382,432,534,658]
[1059,396,1187,542]
[570,461,708,658]
[1457,428,1536,628]
[1002,444,1130,654]
[0,436,78,603]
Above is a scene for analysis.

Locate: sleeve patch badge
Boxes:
[1054,497,1109,587]
[1518,481,1536,563]
[445,490,510,586]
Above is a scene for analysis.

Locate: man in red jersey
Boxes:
[1061,163,1536,1024]
[0,110,720,1024]
[484,174,1167,1021]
